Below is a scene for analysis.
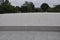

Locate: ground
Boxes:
[0,31,60,40]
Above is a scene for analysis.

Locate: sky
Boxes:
[9,0,60,7]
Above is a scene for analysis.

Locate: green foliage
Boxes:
[15,6,20,11]
[35,8,43,12]
[41,3,49,12]
[53,5,60,12]
[0,0,18,13]
[47,8,54,12]
[21,1,35,13]
[0,1,60,13]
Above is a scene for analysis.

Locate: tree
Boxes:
[35,8,43,12]
[53,5,60,12]
[47,7,55,12]
[21,1,35,12]
[1,0,10,5]
[0,0,18,13]
[15,6,21,12]
[5,0,10,4]
[41,3,49,12]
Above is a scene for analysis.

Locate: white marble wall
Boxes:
[0,13,60,26]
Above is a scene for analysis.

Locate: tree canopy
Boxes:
[41,3,49,12]
[0,0,18,13]
[21,1,35,12]
[0,0,60,13]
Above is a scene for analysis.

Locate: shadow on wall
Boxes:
[0,26,60,32]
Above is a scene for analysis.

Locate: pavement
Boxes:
[0,31,60,40]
